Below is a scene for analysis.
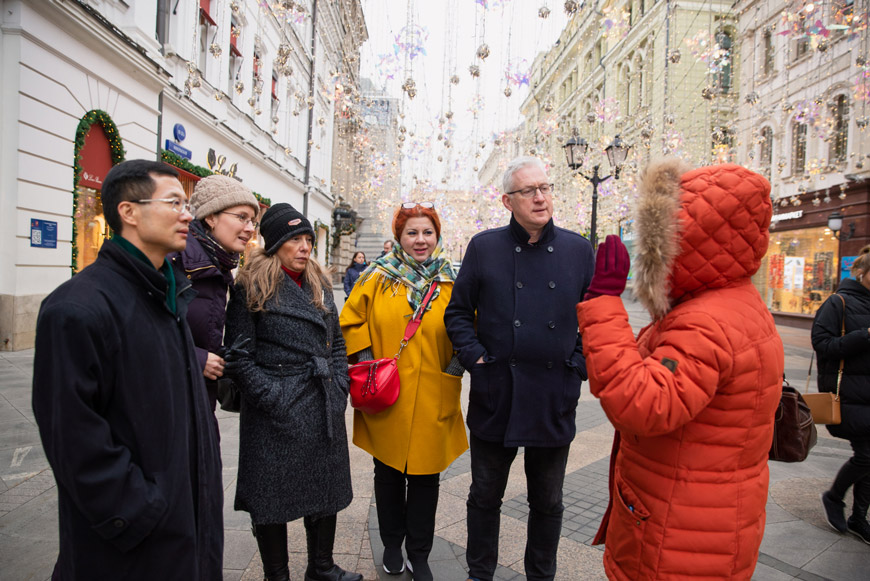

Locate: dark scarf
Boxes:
[190,219,240,278]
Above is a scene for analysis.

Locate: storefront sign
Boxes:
[206,148,239,178]
[79,125,112,190]
[771,210,803,223]
[165,139,192,160]
[30,219,57,249]
[841,256,858,281]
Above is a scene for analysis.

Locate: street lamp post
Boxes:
[563,134,631,248]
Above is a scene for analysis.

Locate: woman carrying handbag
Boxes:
[814,245,870,544]
[340,203,468,580]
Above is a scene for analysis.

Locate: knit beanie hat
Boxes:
[261,203,314,255]
[190,175,259,220]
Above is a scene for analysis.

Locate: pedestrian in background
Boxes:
[379,239,394,257]
[444,156,594,581]
[815,244,870,544]
[576,161,783,579]
[340,202,466,581]
[343,251,367,298]
[224,203,361,581]
[32,160,224,579]
[172,174,260,415]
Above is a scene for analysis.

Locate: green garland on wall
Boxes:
[314,219,331,265]
[71,110,126,274]
[160,149,272,206]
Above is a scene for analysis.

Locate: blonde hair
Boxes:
[850,245,870,278]
[236,247,332,312]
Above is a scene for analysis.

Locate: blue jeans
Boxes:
[465,434,570,581]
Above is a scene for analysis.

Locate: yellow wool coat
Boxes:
[340,275,468,475]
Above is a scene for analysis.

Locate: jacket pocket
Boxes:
[439,372,463,421]
[607,477,649,579]
[468,363,492,412]
[562,360,583,411]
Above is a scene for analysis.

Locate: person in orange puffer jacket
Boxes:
[576,159,784,580]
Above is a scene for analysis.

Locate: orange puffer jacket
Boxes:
[577,161,783,580]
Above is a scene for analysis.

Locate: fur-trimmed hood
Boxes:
[633,160,772,319]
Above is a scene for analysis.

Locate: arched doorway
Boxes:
[72,110,125,273]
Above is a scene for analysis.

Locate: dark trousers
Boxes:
[373,458,440,564]
[832,438,870,520]
[465,434,570,581]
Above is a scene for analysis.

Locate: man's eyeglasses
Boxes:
[133,198,192,215]
[401,201,435,209]
[220,211,260,229]
[506,183,555,198]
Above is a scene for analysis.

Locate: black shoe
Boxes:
[406,559,433,581]
[847,516,870,544]
[382,546,405,575]
[821,491,847,533]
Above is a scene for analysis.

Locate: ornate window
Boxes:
[763,29,774,76]
[759,126,773,180]
[792,121,807,176]
[829,94,849,164]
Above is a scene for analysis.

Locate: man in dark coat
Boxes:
[32,160,224,580]
[444,156,594,581]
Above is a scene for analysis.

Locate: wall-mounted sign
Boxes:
[771,210,804,223]
[31,219,57,249]
[165,139,192,160]
[173,123,187,142]
[207,148,240,179]
[841,256,858,281]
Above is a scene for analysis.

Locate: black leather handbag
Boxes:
[769,379,818,463]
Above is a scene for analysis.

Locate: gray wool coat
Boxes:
[225,274,353,524]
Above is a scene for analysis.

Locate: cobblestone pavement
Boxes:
[1,294,868,580]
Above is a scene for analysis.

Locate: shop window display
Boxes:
[754,226,838,315]
[74,186,108,271]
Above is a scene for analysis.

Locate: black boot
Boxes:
[253,523,290,581]
[303,515,363,581]
[374,459,407,574]
[404,474,440,581]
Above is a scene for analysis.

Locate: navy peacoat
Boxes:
[444,217,594,447]
[225,274,353,524]
[32,239,224,580]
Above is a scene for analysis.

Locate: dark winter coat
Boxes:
[444,216,594,447]
[811,277,870,441]
[32,239,224,580]
[343,261,367,296]
[225,274,353,524]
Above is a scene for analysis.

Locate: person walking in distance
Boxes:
[32,160,224,580]
[444,156,594,581]
[815,245,870,544]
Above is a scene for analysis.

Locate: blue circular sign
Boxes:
[173,123,186,142]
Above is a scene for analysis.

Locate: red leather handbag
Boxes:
[349,282,438,414]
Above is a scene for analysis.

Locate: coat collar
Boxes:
[509,215,555,246]
[266,275,331,330]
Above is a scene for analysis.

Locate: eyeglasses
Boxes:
[506,183,555,198]
[220,211,260,229]
[133,198,193,215]
[401,201,435,209]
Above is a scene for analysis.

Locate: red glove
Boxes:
[584,235,630,300]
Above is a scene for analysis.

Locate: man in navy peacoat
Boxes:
[32,160,224,580]
[444,156,593,581]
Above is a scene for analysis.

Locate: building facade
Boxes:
[0,0,367,350]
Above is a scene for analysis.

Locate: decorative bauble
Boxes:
[858,56,867,66]
[543,99,554,112]
[209,43,222,58]
[641,127,653,139]
[857,160,865,169]
[292,108,300,116]
[857,117,869,129]
[817,39,829,53]
[701,87,714,100]
[398,134,405,142]
[248,96,257,107]
[437,133,443,141]
[230,1,241,13]
[504,86,512,97]
[469,64,481,77]
[664,114,675,125]
[669,49,681,64]
[480,142,486,149]
[191,74,202,88]
[272,115,279,124]
[254,108,262,116]
[402,77,417,99]
[399,125,407,133]
[477,44,490,61]
[437,155,443,162]
[284,147,292,155]
[494,138,502,146]
[473,166,479,172]
[586,112,597,124]
[782,101,794,113]
[214,91,223,101]
[744,91,758,105]
[564,0,579,15]
[234,80,245,94]
[450,74,460,85]
[446,110,454,119]
[538,5,551,18]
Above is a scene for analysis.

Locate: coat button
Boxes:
[514,320,521,327]
[113,519,125,528]
[548,281,556,289]
[548,321,555,329]
[515,246,522,253]
[547,246,554,252]
[546,361,553,369]
[510,358,517,367]
[516,281,523,288]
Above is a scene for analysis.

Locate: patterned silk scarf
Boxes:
[358,239,456,312]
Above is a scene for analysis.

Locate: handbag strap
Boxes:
[835,293,846,399]
[395,282,439,359]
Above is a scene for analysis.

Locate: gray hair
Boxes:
[502,156,548,193]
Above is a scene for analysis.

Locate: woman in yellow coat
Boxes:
[340,202,467,581]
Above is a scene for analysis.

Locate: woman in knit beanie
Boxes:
[224,203,361,581]
[171,174,260,416]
